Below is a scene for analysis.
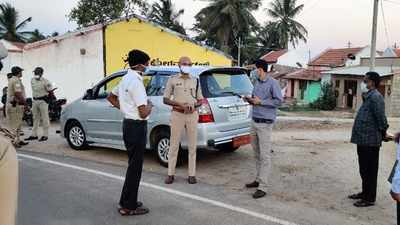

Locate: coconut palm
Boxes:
[29,29,46,42]
[193,0,261,54]
[148,0,186,35]
[266,0,307,49]
[0,3,33,42]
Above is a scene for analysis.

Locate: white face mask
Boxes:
[180,66,191,75]
[360,82,369,93]
[34,75,41,80]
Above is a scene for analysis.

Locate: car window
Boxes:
[201,72,253,98]
[146,73,175,96]
[95,76,122,99]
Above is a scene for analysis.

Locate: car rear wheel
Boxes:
[216,143,239,153]
[66,121,88,150]
[154,130,183,168]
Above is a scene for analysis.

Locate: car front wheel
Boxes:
[66,121,88,150]
[154,130,183,168]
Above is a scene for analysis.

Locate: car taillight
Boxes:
[198,98,214,123]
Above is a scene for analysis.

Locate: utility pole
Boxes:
[238,36,241,66]
[370,0,379,71]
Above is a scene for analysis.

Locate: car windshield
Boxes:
[201,72,253,98]
[146,73,174,96]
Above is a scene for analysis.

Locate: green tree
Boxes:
[148,0,186,35]
[0,3,33,43]
[28,29,46,42]
[266,0,307,49]
[193,0,261,55]
[69,0,147,27]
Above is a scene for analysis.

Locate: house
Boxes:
[0,40,24,93]
[1,14,232,102]
[382,47,400,57]
[286,46,379,104]
[321,57,400,117]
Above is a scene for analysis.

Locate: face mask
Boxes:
[34,75,41,80]
[180,66,191,75]
[360,82,369,93]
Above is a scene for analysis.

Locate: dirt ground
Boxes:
[4,118,400,225]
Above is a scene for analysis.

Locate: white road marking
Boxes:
[18,153,300,225]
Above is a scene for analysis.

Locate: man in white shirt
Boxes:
[107,49,152,216]
[390,133,400,225]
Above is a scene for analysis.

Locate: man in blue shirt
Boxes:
[244,59,283,199]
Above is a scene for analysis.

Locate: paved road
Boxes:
[17,151,297,225]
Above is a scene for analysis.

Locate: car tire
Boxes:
[154,130,183,168]
[216,143,239,153]
[66,121,88,150]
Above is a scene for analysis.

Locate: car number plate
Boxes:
[233,135,251,148]
[228,106,249,121]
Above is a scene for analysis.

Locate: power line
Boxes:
[381,0,391,47]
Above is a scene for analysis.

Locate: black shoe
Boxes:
[246,181,259,188]
[39,136,48,142]
[348,192,363,200]
[25,136,38,141]
[188,176,197,184]
[18,141,29,146]
[253,189,266,199]
[353,200,375,207]
[165,176,174,184]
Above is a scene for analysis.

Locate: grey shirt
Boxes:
[251,77,283,122]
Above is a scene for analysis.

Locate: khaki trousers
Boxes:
[168,111,198,177]
[0,136,18,225]
[6,104,24,144]
[251,121,273,190]
[32,100,49,137]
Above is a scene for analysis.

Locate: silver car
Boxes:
[60,66,253,166]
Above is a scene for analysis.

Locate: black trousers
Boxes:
[357,145,380,202]
[397,202,400,225]
[119,119,147,210]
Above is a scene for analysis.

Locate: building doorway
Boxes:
[344,80,358,108]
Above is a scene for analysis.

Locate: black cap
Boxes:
[11,66,23,75]
[254,59,269,72]
[125,49,150,67]
[366,71,381,87]
[33,67,44,74]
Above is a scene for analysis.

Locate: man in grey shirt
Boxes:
[244,59,283,199]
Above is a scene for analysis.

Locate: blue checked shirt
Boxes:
[251,77,283,122]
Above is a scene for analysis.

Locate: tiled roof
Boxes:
[261,50,288,63]
[270,64,301,79]
[10,42,26,50]
[309,47,364,67]
[283,69,322,81]
[394,49,400,57]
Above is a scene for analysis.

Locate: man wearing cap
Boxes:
[6,66,28,147]
[107,49,153,216]
[244,59,283,199]
[25,67,53,142]
[163,56,203,185]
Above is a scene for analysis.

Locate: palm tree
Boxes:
[0,3,33,43]
[193,0,261,54]
[266,0,307,49]
[148,0,186,35]
[29,29,46,43]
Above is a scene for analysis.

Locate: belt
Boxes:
[33,96,47,101]
[172,107,185,114]
[253,118,274,124]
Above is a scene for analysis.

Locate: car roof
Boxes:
[109,66,247,78]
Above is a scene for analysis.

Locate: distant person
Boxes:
[25,67,53,142]
[390,132,400,225]
[163,56,203,185]
[349,71,390,207]
[244,59,283,199]
[107,49,152,216]
[7,66,28,148]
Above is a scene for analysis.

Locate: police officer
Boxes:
[25,67,52,142]
[163,56,203,185]
[6,66,28,148]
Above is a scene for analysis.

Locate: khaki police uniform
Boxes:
[164,74,203,177]
[6,76,25,144]
[0,135,18,225]
[31,77,52,137]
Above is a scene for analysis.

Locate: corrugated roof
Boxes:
[283,69,322,81]
[260,50,288,63]
[309,47,364,67]
[321,66,400,77]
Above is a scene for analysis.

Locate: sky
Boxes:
[6,0,400,57]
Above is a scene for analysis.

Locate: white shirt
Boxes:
[112,69,148,120]
[392,144,400,193]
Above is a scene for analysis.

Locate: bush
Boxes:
[310,82,337,110]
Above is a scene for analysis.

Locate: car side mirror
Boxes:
[84,89,93,100]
